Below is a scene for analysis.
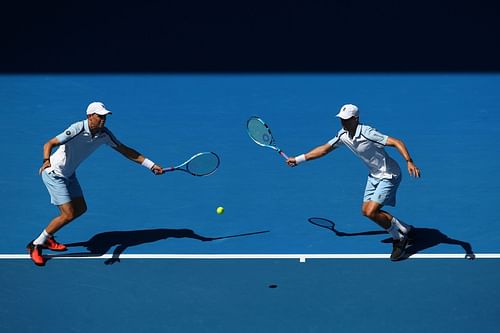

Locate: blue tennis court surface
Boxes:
[1,74,499,331]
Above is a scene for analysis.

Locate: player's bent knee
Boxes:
[60,214,75,224]
[60,209,78,223]
[362,206,377,219]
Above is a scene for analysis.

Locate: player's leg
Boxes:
[31,196,87,248]
[45,196,87,235]
[362,201,391,229]
[361,175,409,261]
[362,201,411,233]
[28,172,86,266]
[38,172,86,241]
[362,201,408,261]
[27,198,87,266]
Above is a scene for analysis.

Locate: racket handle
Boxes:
[162,166,175,172]
[279,151,289,160]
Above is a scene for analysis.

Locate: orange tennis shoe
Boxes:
[43,237,67,251]
[27,242,45,266]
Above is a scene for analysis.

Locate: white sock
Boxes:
[387,224,403,240]
[33,229,51,245]
[391,217,410,234]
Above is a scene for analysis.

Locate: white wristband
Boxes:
[141,158,155,170]
[295,154,306,164]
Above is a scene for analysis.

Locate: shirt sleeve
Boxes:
[101,128,122,148]
[327,129,346,148]
[55,121,85,144]
[362,126,388,145]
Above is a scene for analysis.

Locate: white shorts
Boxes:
[363,174,401,207]
[42,170,84,206]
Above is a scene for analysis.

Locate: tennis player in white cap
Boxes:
[27,102,164,266]
[287,104,421,261]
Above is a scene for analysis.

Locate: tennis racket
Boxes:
[246,116,289,159]
[162,152,220,176]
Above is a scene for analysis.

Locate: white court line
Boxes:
[1,253,499,261]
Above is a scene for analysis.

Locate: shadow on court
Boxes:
[403,227,476,260]
[308,217,387,237]
[308,217,475,259]
[47,228,269,265]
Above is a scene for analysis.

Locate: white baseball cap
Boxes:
[336,104,359,119]
[86,102,112,115]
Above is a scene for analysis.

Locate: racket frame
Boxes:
[162,152,220,176]
[246,116,289,159]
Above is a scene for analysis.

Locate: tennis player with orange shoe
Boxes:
[28,102,164,266]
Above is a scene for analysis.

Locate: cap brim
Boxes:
[96,110,112,115]
[336,112,351,119]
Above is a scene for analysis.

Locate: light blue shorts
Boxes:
[42,170,84,206]
[363,174,402,207]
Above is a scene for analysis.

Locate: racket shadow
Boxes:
[308,217,386,237]
[46,228,269,265]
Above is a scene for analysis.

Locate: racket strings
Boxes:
[186,152,220,176]
[247,118,275,146]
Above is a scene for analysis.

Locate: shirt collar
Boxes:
[354,124,362,138]
[83,119,90,133]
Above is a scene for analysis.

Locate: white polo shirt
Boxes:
[46,120,121,178]
[328,124,401,179]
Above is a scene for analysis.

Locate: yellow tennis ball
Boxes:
[216,206,224,215]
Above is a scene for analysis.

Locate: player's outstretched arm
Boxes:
[286,143,335,167]
[114,144,164,175]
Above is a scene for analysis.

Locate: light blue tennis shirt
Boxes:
[328,124,401,179]
[45,120,121,178]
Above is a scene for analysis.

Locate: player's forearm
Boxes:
[118,144,143,163]
[117,145,160,171]
[130,151,146,164]
[42,138,59,160]
[288,144,333,167]
[305,144,332,161]
[42,144,52,161]
[396,141,413,162]
[388,138,413,162]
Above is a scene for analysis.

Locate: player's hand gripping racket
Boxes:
[246,116,289,159]
[162,152,220,176]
